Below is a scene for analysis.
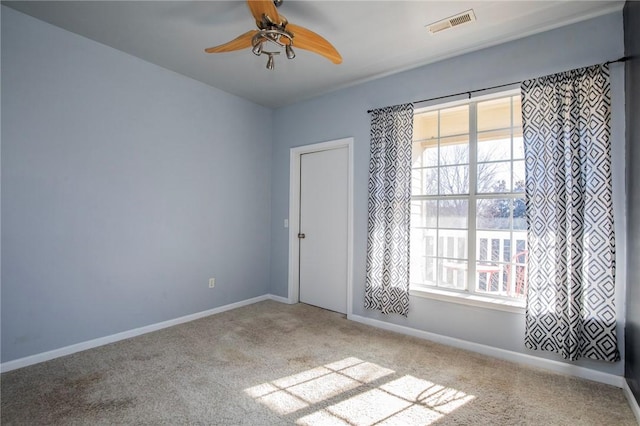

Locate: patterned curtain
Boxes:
[522,64,619,362]
[365,104,414,316]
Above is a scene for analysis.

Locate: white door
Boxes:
[299,146,348,313]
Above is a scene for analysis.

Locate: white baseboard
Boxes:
[266,293,293,304]
[347,313,625,388]
[623,380,640,423]
[1,294,279,373]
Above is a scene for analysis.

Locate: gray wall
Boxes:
[1,6,272,362]
[270,12,627,376]
[624,0,640,403]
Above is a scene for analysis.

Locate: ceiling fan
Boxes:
[204,0,342,70]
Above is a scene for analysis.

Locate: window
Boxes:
[410,92,526,302]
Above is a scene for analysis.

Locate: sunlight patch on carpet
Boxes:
[244,357,474,425]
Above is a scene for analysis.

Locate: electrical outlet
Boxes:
[209,278,215,288]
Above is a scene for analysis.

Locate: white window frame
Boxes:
[409,89,526,313]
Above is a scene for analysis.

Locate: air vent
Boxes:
[427,9,476,34]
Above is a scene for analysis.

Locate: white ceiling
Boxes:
[4,1,624,108]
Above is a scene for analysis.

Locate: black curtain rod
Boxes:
[367,56,629,114]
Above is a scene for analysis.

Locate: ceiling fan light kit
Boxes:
[205,0,341,70]
[250,26,295,70]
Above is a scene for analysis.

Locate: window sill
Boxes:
[409,286,526,314]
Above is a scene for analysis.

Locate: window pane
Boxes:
[440,105,468,137]
[411,200,437,228]
[410,256,438,286]
[439,165,469,194]
[507,239,527,298]
[512,238,527,260]
[412,229,449,285]
[411,252,432,285]
[477,237,488,261]
[412,143,422,168]
[412,168,438,195]
[412,140,439,167]
[477,199,511,230]
[511,264,527,298]
[513,160,525,192]
[425,230,437,257]
[426,257,437,283]
[440,136,469,165]
[477,161,511,193]
[412,139,438,167]
[513,132,524,159]
[411,227,426,251]
[477,234,507,263]
[414,111,438,141]
[437,231,467,259]
[410,230,425,283]
[475,262,502,293]
[478,97,511,131]
[440,259,467,290]
[439,199,468,229]
[477,129,511,161]
[502,239,512,262]
[514,236,527,255]
[513,199,526,230]
[410,257,424,285]
[513,96,522,127]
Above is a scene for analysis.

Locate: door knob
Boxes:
[298,233,306,239]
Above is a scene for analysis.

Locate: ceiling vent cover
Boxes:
[427,9,476,34]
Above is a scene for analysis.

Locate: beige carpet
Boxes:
[1,300,636,425]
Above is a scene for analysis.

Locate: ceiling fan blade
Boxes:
[286,23,342,64]
[204,30,258,53]
[247,0,281,26]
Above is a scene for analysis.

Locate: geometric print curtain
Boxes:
[365,103,414,316]
[521,64,619,362]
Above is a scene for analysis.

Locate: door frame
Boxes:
[287,137,354,316]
